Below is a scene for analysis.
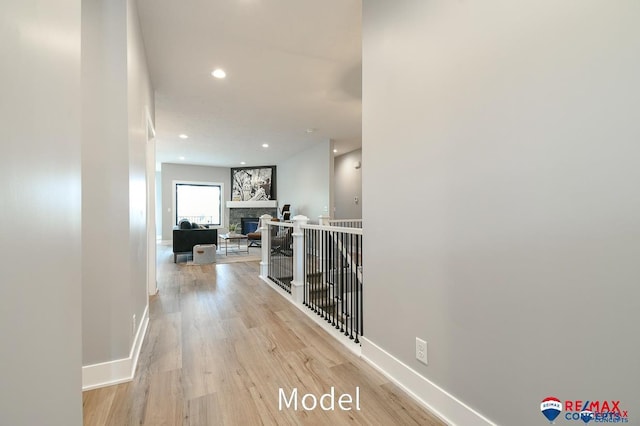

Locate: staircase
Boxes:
[304,260,363,344]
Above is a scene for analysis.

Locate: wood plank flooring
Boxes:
[82,245,445,425]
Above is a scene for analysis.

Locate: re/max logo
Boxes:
[564,400,627,417]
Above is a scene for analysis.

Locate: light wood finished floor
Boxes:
[83,245,445,426]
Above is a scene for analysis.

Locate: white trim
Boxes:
[226,200,277,208]
[145,108,156,140]
[259,276,361,358]
[82,305,150,391]
[360,337,497,426]
[302,223,363,235]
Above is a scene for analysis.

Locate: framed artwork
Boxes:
[230,165,276,201]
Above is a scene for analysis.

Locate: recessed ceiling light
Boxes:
[179,134,188,139]
[333,149,338,153]
[211,68,226,79]
[179,156,185,160]
[262,143,269,148]
[240,161,246,165]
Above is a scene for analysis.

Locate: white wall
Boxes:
[161,163,230,239]
[277,140,333,222]
[334,148,362,219]
[81,0,153,368]
[0,0,82,424]
[127,0,155,319]
[363,1,640,424]
[156,170,163,238]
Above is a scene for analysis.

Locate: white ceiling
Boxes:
[135,0,362,169]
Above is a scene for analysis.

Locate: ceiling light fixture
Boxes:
[306,128,316,133]
[333,149,338,153]
[262,143,269,148]
[179,156,185,160]
[211,68,226,79]
[240,161,246,165]
[179,134,188,139]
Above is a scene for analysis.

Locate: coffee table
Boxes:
[219,233,249,255]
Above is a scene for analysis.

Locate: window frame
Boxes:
[172,180,225,228]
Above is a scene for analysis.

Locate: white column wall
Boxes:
[0,0,82,424]
[81,0,153,367]
[81,0,132,365]
[363,1,640,424]
[127,0,155,315]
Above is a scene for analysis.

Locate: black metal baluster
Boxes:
[329,230,333,323]
[325,229,329,320]
[287,225,292,292]
[274,224,278,284]
[316,229,323,315]
[308,228,313,309]
[303,228,307,306]
[343,231,348,335]
[268,223,272,281]
[325,230,329,322]
[313,230,324,313]
[336,230,340,327]
[315,228,320,312]
[312,228,316,309]
[347,231,351,336]
[331,230,336,328]
[358,233,363,341]
[327,229,331,325]
[342,231,347,336]
[276,224,280,286]
[307,228,312,309]
[330,230,336,327]
[351,234,360,343]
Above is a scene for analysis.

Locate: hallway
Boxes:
[82,245,444,425]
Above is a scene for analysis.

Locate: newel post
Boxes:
[318,215,330,226]
[290,215,309,303]
[259,214,272,278]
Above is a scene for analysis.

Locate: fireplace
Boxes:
[241,217,260,235]
[229,207,277,234]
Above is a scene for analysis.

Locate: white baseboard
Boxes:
[257,276,493,424]
[82,304,149,391]
[361,337,497,426]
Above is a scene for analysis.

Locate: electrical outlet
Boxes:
[416,337,428,365]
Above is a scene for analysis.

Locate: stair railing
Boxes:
[259,215,363,345]
[328,219,363,229]
[302,223,363,343]
[264,218,294,294]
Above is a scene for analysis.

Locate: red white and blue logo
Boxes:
[541,397,563,422]
[540,397,629,423]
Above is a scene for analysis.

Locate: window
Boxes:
[174,181,223,226]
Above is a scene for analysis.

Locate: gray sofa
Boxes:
[173,221,218,262]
